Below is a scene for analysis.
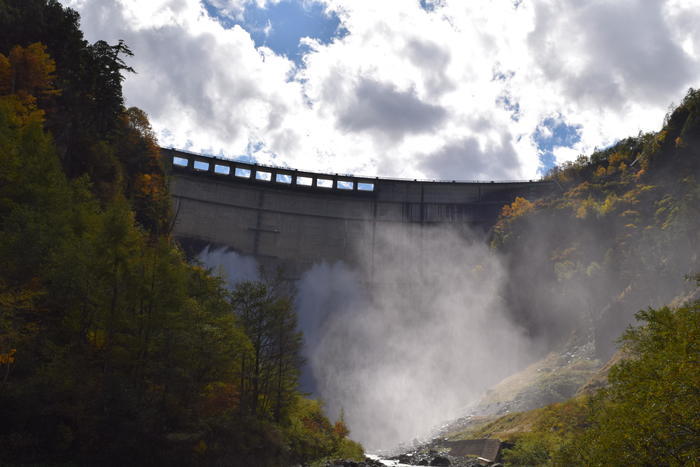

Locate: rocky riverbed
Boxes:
[320,451,500,467]
[319,458,385,467]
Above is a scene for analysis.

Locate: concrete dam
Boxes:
[165,148,555,278]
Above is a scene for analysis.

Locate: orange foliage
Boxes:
[135,173,166,199]
[198,382,240,417]
[0,348,16,365]
[0,43,58,98]
[500,196,535,219]
[302,410,333,433]
[608,152,628,166]
[0,43,59,124]
[566,181,592,199]
[333,420,350,439]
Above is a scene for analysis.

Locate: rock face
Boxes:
[442,439,501,461]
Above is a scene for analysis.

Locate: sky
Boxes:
[60,0,700,180]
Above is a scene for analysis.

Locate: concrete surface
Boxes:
[165,148,555,278]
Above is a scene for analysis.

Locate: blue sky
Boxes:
[203,0,344,65]
[534,118,582,174]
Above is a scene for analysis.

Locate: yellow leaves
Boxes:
[608,152,628,166]
[573,194,621,219]
[0,54,10,93]
[0,43,58,125]
[0,94,45,126]
[0,42,59,126]
[565,181,592,199]
[598,194,619,216]
[575,197,596,219]
[0,43,58,98]
[594,166,607,178]
[656,129,668,144]
[493,197,537,245]
[87,329,106,350]
[575,204,587,219]
[0,348,16,364]
[674,136,686,148]
[501,196,535,219]
[135,173,166,200]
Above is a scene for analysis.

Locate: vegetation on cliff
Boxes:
[485,89,700,465]
[0,1,361,465]
[493,88,700,358]
[495,298,700,466]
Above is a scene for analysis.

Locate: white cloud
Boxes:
[205,0,282,20]
[60,0,700,180]
[528,0,695,107]
[337,78,447,142]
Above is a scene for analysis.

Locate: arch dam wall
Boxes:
[165,148,555,279]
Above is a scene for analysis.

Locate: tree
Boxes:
[0,8,360,463]
[2,42,58,97]
[232,281,303,421]
[564,301,700,465]
[113,107,169,234]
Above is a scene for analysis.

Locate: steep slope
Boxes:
[493,88,700,360]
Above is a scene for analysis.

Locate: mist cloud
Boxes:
[197,246,260,287]
[296,226,535,450]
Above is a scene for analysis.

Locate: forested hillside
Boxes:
[452,296,699,466]
[482,90,700,465]
[0,1,361,465]
[494,89,699,358]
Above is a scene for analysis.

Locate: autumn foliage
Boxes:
[493,89,700,464]
[0,1,360,465]
[0,42,58,98]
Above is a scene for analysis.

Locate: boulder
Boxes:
[430,455,451,466]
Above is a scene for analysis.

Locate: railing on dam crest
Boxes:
[164,148,553,195]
